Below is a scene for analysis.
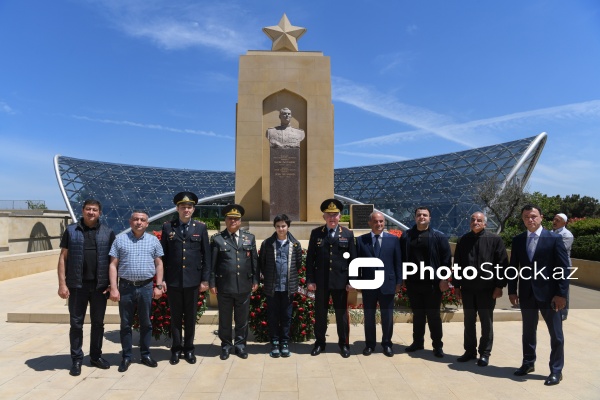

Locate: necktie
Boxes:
[182,223,188,238]
[232,233,237,245]
[374,234,381,256]
[527,232,537,261]
[329,228,335,238]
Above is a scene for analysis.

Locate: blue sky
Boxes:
[1,0,600,210]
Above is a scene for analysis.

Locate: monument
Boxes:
[267,108,305,220]
[234,14,335,223]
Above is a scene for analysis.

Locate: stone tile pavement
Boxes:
[1,270,599,399]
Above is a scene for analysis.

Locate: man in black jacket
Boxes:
[400,206,451,358]
[210,204,258,360]
[161,192,210,365]
[57,199,115,376]
[453,212,508,367]
[306,199,356,358]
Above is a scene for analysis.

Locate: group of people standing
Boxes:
[57,195,572,387]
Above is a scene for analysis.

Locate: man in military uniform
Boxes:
[306,198,357,358]
[161,192,211,365]
[209,204,258,360]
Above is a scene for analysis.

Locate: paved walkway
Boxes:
[1,271,599,399]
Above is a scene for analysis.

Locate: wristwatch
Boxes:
[156,284,163,290]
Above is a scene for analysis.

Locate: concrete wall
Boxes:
[0,249,60,281]
[0,210,71,255]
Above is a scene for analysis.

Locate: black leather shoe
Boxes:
[169,352,180,365]
[544,373,562,386]
[405,343,424,352]
[235,347,248,359]
[118,358,131,373]
[69,360,82,376]
[220,348,230,360]
[382,346,394,357]
[184,351,196,364]
[514,365,535,376]
[311,344,325,356]
[141,356,158,368]
[362,347,374,356]
[90,357,110,369]
[433,348,444,358]
[340,345,350,358]
[457,352,477,362]
[477,356,489,367]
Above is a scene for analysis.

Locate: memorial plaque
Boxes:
[270,148,300,220]
[350,204,374,229]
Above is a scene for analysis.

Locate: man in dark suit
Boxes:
[209,204,258,360]
[453,212,508,367]
[306,198,357,358]
[508,204,570,386]
[356,211,402,357]
[161,192,210,365]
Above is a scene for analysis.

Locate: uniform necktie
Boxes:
[527,232,537,261]
[329,228,335,238]
[374,234,381,256]
[182,223,188,238]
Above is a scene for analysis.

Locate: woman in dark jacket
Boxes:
[259,214,302,357]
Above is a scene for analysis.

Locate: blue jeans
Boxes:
[68,280,107,361]
[118,280,153,359]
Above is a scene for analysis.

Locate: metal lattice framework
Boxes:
[55,133,546,235]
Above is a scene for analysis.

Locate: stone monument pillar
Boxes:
[234,14,334,222]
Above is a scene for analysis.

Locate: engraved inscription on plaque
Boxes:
[350,204,374,229]
[270,148,300,220]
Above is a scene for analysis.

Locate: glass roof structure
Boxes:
[54,133,546,235]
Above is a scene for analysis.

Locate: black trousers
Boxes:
[168,286,199,354]
[362,289,395,348]
[217,292,251,350]
[406,282,443,348]
[68,280,107,361]
[266,291,292,343]
[461,289,496,357]
[519,293,565,374]
[314,288,349,348]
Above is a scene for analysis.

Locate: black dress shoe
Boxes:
[433,348,445,358]
[382,346,394,357]
[311,344,325,356]
[69,360,82,376]
[141,356,158,368]
[184,351,197,364]
[514,365,535,376]
[477,356,489,367]
[456,352,477,362]
[118,358,131,373]
[235,347,248,359]
[362,347,374,356]
[90,357,110,369]
[340,345,350,358]
[544,372,562,386]
[220,348,230,360]
[405,343,424,352]
[169,352,180,365]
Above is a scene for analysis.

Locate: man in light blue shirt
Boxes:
[552,213,574,321]
[109,210,164,372]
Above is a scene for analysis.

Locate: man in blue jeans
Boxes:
[57,199,115,376]
[109,210,164,372]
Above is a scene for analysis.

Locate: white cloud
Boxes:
[335,150,409,161]
[0,101,16,115]
[71,115,233,139]
[88,0,261,56]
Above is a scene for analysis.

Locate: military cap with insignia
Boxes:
[173,191,199,205]
[320,198,344,213]
[222,204,245,218]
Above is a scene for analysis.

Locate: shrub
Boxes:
[568,218,600,237]
[571,234,600,261]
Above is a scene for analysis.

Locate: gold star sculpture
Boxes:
[262,14,306,52]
